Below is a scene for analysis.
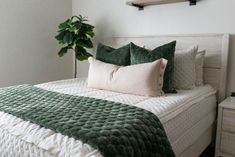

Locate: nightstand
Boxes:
[215,97,235,157]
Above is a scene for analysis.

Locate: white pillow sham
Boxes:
[87,57,167,97]
[195,50,206,86]
[173,46,198,89]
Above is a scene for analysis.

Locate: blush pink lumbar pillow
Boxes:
[87,57,167,97]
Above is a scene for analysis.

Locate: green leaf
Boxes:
[84,51,93,57]
[83,23,95,30]
[86,31,95,38]
[55,31,67,42]
[78,15,88,22]
[68,26,76,33]
[79,23,95,37]
[70,16,79,21]
[75,45,86,54]
[63,32,73,44]
[76,38,93,48]
[58,19,70,30]
[58,47,70,57]
[72,21,82,30]
[75,46,90,61]
[81,23,94,32]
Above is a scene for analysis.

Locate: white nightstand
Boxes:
[215,97,235,157]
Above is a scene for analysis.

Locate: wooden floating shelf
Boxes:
[127,0,198,10]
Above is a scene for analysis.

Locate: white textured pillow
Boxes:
[87,57,167,97]
[195,50,206,86]
[173,46,198,89]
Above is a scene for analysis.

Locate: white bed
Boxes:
[0,34,229,157]
[0,78,216,157]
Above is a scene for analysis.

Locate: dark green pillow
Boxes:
[130,41,177,93]
[96,43,130,66]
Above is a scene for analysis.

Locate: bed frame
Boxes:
[96,34,229,157]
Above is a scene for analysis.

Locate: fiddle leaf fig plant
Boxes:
[55,15,95,61]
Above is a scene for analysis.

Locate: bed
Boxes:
[0,34,229,157]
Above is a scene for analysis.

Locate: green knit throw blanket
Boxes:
[0,85,175,157]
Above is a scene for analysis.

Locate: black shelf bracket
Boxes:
[132,3,144,10]
[188,0,197,5]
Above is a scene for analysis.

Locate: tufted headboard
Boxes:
[95,34,229,103]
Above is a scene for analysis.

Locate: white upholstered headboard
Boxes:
[98,34,229,103]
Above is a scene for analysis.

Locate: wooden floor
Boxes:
[200,146,214,157]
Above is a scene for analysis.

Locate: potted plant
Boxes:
[55,15,95,78]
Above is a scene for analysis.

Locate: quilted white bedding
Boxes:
[0,78,216,157]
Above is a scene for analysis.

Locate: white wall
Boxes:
[0,0,73,87]
[73,0,235,96]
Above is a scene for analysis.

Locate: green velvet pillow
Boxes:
[130,41,177,93]
[96,43,130,66]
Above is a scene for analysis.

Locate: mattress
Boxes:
[0,78,216,157]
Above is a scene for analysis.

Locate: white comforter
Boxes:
[0,78,216,157]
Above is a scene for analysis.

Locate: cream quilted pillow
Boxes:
[87,57,167,97]
[173,46,198,89]
[195,50,206,86]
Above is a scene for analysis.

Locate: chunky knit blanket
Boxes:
[0,84,175,157]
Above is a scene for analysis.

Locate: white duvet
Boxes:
[0,78,216,157]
